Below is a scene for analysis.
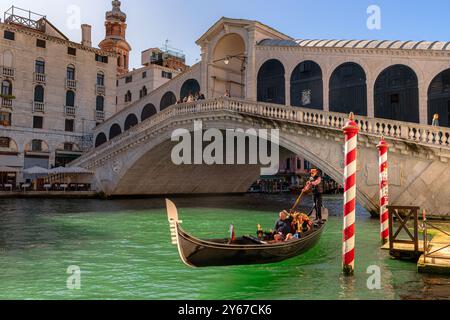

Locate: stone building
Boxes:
[115,49,185,112]
[0,6,117,180]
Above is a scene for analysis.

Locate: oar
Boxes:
[290,189,305,212]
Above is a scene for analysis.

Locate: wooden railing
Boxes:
[74,98,450,166]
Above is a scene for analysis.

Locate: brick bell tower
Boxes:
[99,0,132,75]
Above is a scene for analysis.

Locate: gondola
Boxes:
[166,199,327,268]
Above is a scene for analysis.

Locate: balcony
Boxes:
[95,84,105,96]
[95,110,105,121]
[32,101,45,113]
[66,79,77,90]
[64,105,76,117]
[1,66,15,79]
[34,72,46,84]
[1,98,13,108]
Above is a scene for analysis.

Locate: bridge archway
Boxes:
[211,33,246,98]
[374,64,419,123]
[160,91,177,111]
[141,104,157,121]
[95,133,107,148]
[124,114,139,131]
[290,60,323,110]
[257,59,285,105]
[109,124,122,140]
[180,79,201,100]
[329,62,367,116]
[428,68,450,127]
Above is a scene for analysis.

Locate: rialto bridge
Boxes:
[72,18,450,216]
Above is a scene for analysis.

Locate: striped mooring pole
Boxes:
[342,112,359,276]
[377,137,390,245]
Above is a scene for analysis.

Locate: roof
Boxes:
[258,38,450,51]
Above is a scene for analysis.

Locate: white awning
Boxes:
[0,166,21,173]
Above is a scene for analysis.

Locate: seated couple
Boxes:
[259,210,312,243]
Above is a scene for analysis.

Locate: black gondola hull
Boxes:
[176,224,325,268]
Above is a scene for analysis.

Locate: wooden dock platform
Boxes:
[381,241,425,260]
[417,233,450,275]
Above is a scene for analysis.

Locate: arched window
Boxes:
[180,79,201,100]
[257,59,285,105]
[34,85,44,102]
[1,80,12,96]
[65,90,75,107]
[124,114,138,131]
[329,62,367,116]
[125,91,132,103]
[374,64,419,123]
[35,58,45,74]
[290,61,323,110]
[96,96,104,111]
[141,104,157,121]
[428,68,450,127]
[160,91,177,110]
[97,72,105,86]
[67,65,75,80]
[95,133,107,148]
[109,124,122,140]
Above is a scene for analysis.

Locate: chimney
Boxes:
[81,24,92,47]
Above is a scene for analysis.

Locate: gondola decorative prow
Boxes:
[166,199,182,245]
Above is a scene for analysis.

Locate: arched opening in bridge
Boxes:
[211,33,246,98]
[329,62,367,116]
[160,91,177,111]
[180,79,201,100]
[95,133,107,148]
[290,61,323,110]
[141,104,157,121]
[109,124,122,140]
[257,59,285,105]
[124,114,139,131]
[374,64,419,123]
[428,68,450,127]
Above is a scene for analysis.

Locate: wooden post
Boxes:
[342,112,359,276]
[377,137,389,244]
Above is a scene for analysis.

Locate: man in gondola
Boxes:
[303,169,324,223]
[273,210,293,242]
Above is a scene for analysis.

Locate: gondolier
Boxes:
[303,169,324,222]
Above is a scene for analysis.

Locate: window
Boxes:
[140,86,148,99]
[142,71,147,79]
[304,160,311,170]
[0,112,11,127]
[162,71,172,79]
[67,66,75,80]
[286,159,291,170]
[35,59,45,74]
[68,47,77,56]
[97,72,105,86]
[31,139,43,151]
[33,116,43,129]
[36,39,46,48]
[4,30,15,41]
[95,54,108,63]
[1,80,12,96]
[125,76,132,83]
[65,91,75,107]
[65,119,74,132]
[297,159,301,170]
[125,91,132,103]
[63,143,74,151]
[34,85,45,102]
[0,137,10,148]
[96,96,104,111]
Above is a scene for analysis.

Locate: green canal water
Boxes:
[0,195,448,300]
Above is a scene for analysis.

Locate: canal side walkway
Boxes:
[0,191,99,199]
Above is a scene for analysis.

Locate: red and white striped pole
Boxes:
[377,137,389,245]
[342,112,359,276]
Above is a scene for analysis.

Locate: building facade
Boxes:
[0,6,117,180]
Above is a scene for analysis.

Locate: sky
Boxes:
[2,0,450,68]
